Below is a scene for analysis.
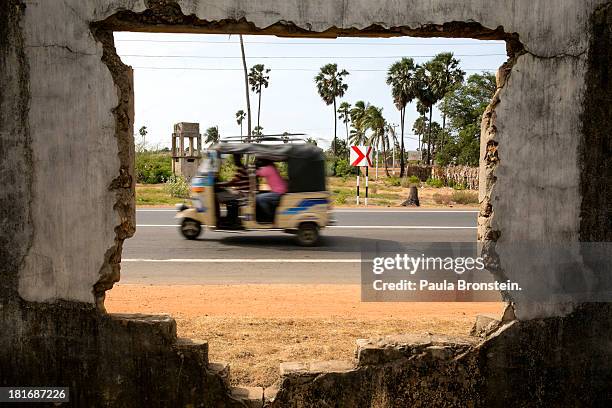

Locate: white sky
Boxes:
[114,32,507,150]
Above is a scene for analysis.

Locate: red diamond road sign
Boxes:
[350,145,373,167]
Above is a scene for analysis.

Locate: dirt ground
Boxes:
[106,284,504,387]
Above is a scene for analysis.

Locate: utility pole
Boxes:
[390,123,398,176]
[239,35,252,141]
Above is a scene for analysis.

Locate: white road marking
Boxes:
[329,226,476,229]
[135,224,476,229]
[136,209,478,213]
[122,258,360,263]
[331,210,478,213]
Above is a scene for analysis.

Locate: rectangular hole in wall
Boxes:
[108,31,508,388]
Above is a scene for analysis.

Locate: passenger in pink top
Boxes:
[255,159,287,222]
[256,162,288,194]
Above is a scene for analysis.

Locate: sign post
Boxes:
[350,146,373,206]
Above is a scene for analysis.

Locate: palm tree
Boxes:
[386,57,416,177]
[349,100,368,145]
[349,128,367,146]
[248,64,271,130]
[363,105,389,177]
[252,126,264,138]
[236,110,246,139]
[205,126,220,146]
[430,53,464,150]
[385,123,399,173]
[337,102,351,158]
[412,111,428,161]
[136,125,148,153]
[239,35,252,139]
[314,64,349,155]
[414,64,439,165]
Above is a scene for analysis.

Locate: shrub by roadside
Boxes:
[164,175,190,198]
[451,190,479,205]
[426,177,444,188]
[135,152,172,184]
[433,193,452,205]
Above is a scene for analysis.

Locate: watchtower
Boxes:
[171,122,202,180]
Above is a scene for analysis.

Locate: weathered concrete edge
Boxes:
[0,0,32,303]
[89,25,136,311]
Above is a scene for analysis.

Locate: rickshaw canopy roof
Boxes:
[212,143,325,162]
[211,142,327,192]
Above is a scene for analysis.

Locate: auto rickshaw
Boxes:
[175,138,332,246]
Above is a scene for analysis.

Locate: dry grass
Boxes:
[106,284,503,387]
[135,178,478,208]
[328,177,477,208]
[136,184,187,206]
[177,316,479,387]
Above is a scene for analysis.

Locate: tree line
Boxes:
[313,53,496,177]
[217,43,497,174]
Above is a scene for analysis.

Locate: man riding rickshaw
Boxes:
[176,136,332,246]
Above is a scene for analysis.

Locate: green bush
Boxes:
[334,190,349,205]
[453,182,467,191]
[334,159,354,177]
[451,190,479,204]
[276,161,289,179]
[163,175,190,198]
[385,177,401,187]
[135,152,172,184]
[218,159,236,182]
[402,175,421,187]
[426,178,444,188]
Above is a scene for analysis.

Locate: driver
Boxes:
[216,154,249,226]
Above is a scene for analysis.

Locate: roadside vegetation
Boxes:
[136,175,478,207]
[134,52,491,208]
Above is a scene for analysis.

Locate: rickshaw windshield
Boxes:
[196,150,221,176]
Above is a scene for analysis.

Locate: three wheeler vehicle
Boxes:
[175,139,332,246]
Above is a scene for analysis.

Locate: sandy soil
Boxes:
[106,284,504,387]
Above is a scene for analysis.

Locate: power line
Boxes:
[115,39,505,46]
[120,53,506,59]
[131,66,498,72]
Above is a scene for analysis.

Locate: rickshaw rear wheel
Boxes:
[180,218,202,240]
[296,222,319,246]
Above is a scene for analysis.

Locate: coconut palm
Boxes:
[349,100,368,145]
[252,126,264,138]
[248,64,271,129]
[386,57,416,177]
[314,64,349,155]
[236,110,246,139]
[337,102,352,158]
[363,105,390,177]
[205,126,220,146]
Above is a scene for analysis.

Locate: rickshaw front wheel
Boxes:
[296,222,319,246]
[180,218,202,240]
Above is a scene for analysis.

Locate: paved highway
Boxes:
[121,208,478,284]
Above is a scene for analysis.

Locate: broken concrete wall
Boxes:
[1,0,611,406]
[5,0,607,317]
[269,304,612,407]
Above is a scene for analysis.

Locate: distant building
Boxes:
[171,122,202,180]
